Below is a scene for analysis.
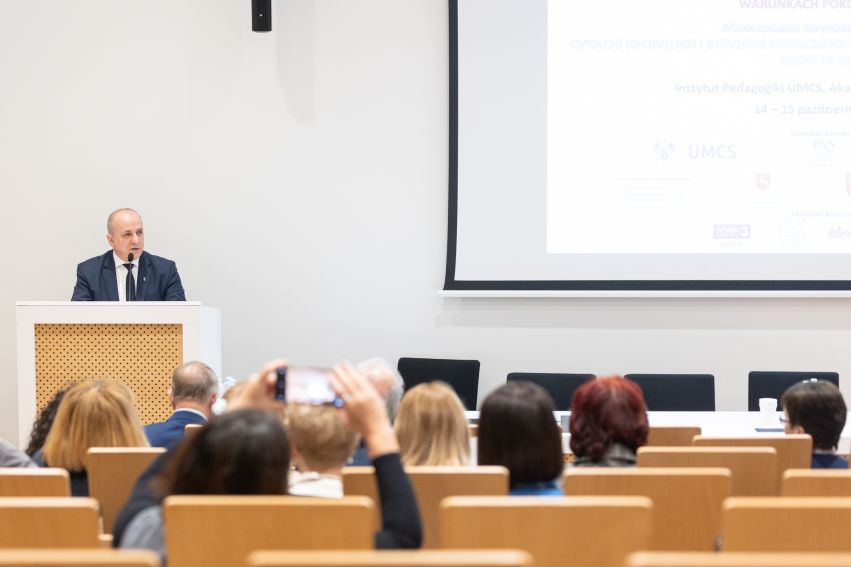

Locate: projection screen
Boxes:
[445,0,851,293]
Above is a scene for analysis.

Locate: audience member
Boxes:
[145,361,218,448]
[116,360,421,558]
[782,379,848,469]
[569,376,649,467]
[394,381,470,466]
[357,359,405,422]
[37,380,149,496]
[478,381,563,495]
[348,358,405,466]
[1,439,36,468]
[25,385,70,457]
[286,405,360,497]
[214,379,248,414]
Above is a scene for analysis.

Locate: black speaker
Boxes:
[252,0,271,32]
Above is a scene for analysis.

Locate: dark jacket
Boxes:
[71,250,185,301]
[144,410,208,449]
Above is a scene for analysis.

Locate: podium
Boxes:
[15,301,221,447]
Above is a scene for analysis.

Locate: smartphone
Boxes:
[275,367,343,407]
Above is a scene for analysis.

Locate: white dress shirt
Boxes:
[114,252,139,302]
[172,408,208,421]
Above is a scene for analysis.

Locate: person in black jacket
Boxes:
[114,359,421,557]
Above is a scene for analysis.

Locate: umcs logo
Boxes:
[689,144,737,159]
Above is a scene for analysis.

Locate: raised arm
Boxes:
[331,363,422,548]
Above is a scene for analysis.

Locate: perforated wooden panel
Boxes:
[34,324,183,425]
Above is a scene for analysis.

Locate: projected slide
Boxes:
[547,0,851,255]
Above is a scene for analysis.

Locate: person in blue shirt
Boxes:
[781,379,848,469]
[478,381,564,495]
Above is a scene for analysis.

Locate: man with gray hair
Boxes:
[144,361,218,448]
[347,358,405,466]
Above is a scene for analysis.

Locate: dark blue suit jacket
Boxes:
[71,250,185,301]
[144,410,207,449]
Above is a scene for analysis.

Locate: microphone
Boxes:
[126,252,135,301]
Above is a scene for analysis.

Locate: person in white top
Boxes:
[285,404,360,498]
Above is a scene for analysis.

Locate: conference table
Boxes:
[465,411,851,455]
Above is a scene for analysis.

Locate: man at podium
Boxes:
[71,208,186,301]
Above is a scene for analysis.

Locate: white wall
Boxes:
[3,0,851,444]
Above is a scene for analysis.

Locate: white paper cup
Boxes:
[759,397,777,413]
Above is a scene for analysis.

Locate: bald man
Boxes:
[71,208,185,301]
[145,361,218,448]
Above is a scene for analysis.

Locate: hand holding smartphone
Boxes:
[275,366,344,407]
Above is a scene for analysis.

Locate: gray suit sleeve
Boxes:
[0,439,37,468]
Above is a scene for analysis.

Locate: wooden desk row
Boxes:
[4,494,851,567]
[2,549,851,567]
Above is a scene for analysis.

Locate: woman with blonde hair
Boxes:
[38,380,149,496]
[394,381,470,466]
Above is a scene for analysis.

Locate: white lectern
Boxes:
[15,301,221,447]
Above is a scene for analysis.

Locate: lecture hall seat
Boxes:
[748,371,839,411]
[343,465,509,547]
[624,374,716,411]
[397,358,480,410]
[505,372,594,411]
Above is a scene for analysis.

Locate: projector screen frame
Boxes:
[444,0,851,297]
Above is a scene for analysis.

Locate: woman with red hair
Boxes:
[569,376,649,467]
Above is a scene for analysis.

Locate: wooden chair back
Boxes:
[627,551,851,567]
[0,497,101,548]
[646,427,701,447]
[637,447,777,495]
[563,467,731,550]
[163,495,373,567]
[722,497,851,551]
[343,466,509,547]
[693,435,811,491]
[0,549,159,566]
[247,550,533,567]
[87,447,166,534]
[439,495,652,567]
[782,469,851,496]
[183,423,203,441]
[342,467,381,531]
[0,468,70,497]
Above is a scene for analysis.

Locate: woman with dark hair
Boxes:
[782,379,848,469]
[121,409,289,556]
[118,360,421,559]
[165,409,290,494]
[478,381,564,495]
[569,376,649,467]
[26,385,70,456]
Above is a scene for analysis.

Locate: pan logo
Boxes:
[714,225,750,239]
[829,227,851,239]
